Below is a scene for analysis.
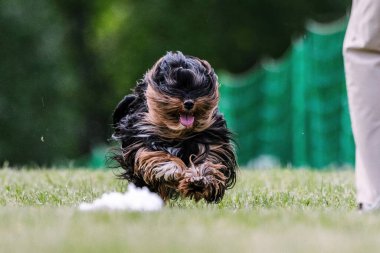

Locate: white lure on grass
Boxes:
[79,184,164,212]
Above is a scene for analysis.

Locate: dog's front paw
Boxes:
[178,163,228,203]
[178,167,213,201]
[189,176,208,188]
[178,175,208,201]
[152,162,184,182]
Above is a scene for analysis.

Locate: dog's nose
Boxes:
[184,100,194,110]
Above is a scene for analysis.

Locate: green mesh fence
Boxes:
[219,18,354,168]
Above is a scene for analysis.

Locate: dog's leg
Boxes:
[179,162,227,202]
[135,148,187,200]
[178,144,236,203]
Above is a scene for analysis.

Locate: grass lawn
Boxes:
[1,168,379,253]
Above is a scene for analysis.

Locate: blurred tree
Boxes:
[0,0,82,165]
[53,0,114,154]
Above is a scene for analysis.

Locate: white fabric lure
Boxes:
[79,184,164,212]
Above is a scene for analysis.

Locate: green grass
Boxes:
[1,168,379,253]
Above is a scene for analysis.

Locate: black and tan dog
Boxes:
[112,51,237,203]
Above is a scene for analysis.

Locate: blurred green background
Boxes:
[0,0,350,167]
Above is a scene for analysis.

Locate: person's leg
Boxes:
[343,0,380,207]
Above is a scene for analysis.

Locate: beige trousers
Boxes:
[343,0,380,205]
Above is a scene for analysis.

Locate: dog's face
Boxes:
[145,52,219,136]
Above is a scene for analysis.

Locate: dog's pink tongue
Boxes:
[180,114,195,127]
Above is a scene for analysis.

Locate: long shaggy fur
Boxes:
[112,51,237,203]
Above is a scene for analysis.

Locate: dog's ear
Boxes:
[112,94,137,127]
